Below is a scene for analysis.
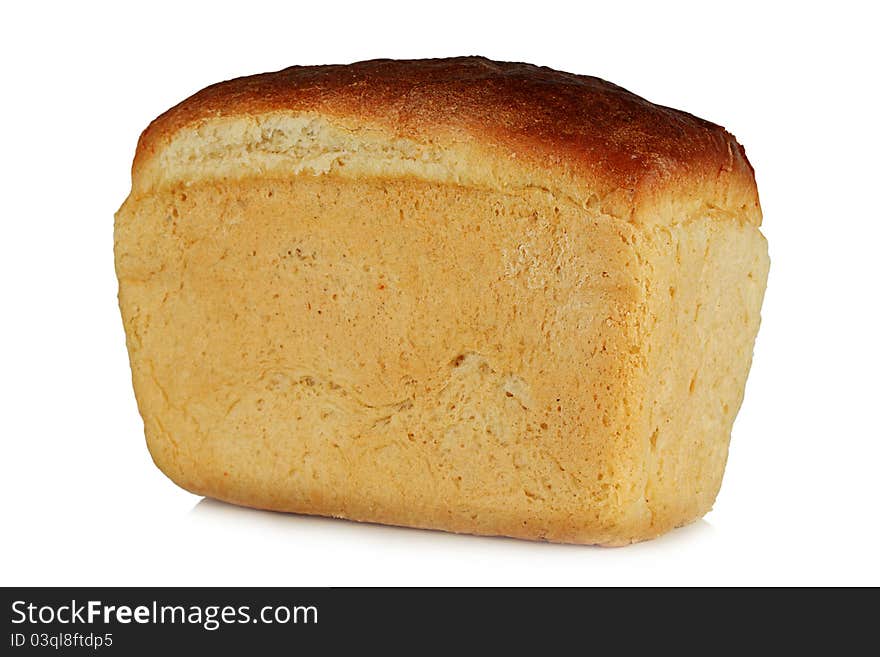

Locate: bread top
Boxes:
[131,57,761,225]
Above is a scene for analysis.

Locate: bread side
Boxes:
[636,219,768,535]
[117,176,653,543]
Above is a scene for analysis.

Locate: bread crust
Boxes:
[131,57,760,225]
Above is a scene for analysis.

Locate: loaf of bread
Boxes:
[115,57,768,545]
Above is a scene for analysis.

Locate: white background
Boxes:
[2,1,878,586]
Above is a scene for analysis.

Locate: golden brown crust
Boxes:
[132,57,761,225]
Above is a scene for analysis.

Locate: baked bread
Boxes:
[115,57,768,545]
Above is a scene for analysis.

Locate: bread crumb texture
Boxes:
[116,58,768,544]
